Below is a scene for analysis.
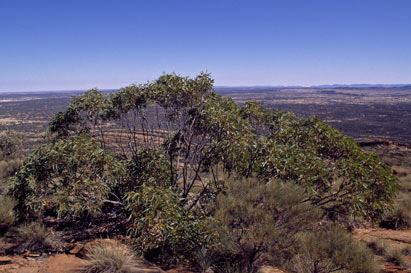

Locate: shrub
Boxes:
[0,130,25,160]
[380,192,411,229]
[387,248,405,266]
[367,239,388,256]
[251,114,398,221]
[0,196,16,229]
[117,148,173,196]
[401,245,411,256]
[7,135,125,220]
[289,224,378,273]
[0,159,22,193]
[194,246,217,272]
[83,240,136,273]
[367,239,409,266]
[125,184,212,265]
[213,178,321,272]
[15,222,58,252]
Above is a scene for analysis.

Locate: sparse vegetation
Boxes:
[0,73,407,271]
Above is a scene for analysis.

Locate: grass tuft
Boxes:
[15,222,58,252]
[0,197,16,228]
[83,240,137,273]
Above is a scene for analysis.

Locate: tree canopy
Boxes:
[46,72,397,221]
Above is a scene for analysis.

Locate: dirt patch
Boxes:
[0,254,86,273]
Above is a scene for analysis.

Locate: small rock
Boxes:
[68,243,84,255]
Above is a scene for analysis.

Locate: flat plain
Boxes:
[1,87,411,145]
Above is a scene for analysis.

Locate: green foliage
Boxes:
[49,109,80,137]
[110,84,147,115]
[250,113,398,220]
[8,135,125,219]
[198,94,255,176]
[49,89,112,137]
[213,177,321,271]
[289,224,378,273]
[125,184,212,264]
[83,240,136,273]
[119,148,173,195]
[47,73,398,221]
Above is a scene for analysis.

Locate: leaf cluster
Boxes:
[8,135,124,219]
[125,184,213,264]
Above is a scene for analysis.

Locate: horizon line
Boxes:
[1,83,411,93]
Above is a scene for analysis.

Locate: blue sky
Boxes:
[1,0,410,91]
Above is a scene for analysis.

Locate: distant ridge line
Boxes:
[215,84,411,89]
[2,84,411,94]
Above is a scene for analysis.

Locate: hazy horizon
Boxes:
[2,83,411,94]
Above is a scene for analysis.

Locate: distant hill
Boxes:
[215,84,411,91]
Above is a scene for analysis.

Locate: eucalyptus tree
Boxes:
[48,73,397,220]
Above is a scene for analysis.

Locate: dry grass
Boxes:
[15,222,59,252]
[0,197,16,228]
[367,238,411,267]
[83,240,137,273]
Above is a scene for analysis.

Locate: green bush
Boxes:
[117,148,173,195]
[83,240,136,273]
[250,114,398,221]
[125,184,212,264]
[213,177,321,272]
[48,73,398,222]
[289,224,378,273]
[7,135,125,220]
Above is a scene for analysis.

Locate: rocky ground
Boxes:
[0,229,409,273]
